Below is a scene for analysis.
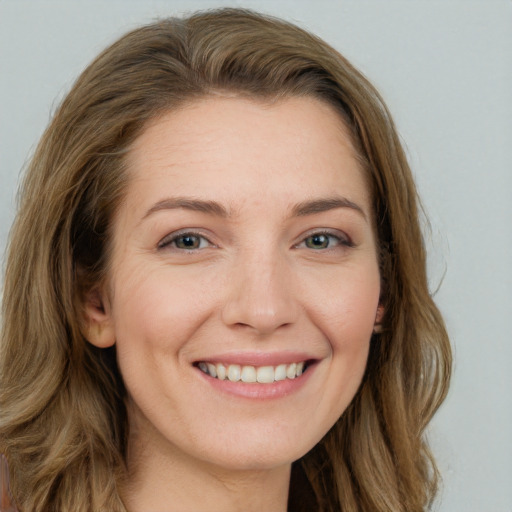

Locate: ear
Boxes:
[82,286,116,348]
[373,303,385,334]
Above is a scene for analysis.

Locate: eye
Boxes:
[298,231,352,250]
[305,233,334,249]
[158,231,212,251]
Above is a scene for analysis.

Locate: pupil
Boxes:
[179,236,198,248]
[309,234,328,248]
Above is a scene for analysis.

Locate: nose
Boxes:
[221,250,299,335]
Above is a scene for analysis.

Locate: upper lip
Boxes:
[193,351,317,367]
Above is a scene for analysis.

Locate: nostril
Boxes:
[220,263,299,334]
[222,303,299,335]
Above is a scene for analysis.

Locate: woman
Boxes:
[0,8,451,512]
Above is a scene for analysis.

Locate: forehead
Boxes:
[124,95,371,215]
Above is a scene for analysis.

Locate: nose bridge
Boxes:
[221,243,298,334]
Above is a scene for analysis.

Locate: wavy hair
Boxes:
[0,8,451,511]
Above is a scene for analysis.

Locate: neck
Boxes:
[121,407,291,512]
[124,462,291,512]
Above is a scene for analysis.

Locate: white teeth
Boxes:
[286,363,297,379]
[206,363,217,378]
[274,364,287,381]
[241,365,257,383]
[198,361,308,383]
[227,364,241,382]
[216,363,226,380]
[256,366,275,383]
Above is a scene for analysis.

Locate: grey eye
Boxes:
[305,234,332,249]
[158,232,211,251]
[175,234,203,249]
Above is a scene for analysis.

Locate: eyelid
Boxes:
[294,229,354,249]
[157,228,353,251]
[157,229,214,250]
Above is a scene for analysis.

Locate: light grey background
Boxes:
[1,1,511,510]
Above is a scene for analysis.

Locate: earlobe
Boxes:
[82,287,116,348]
[373,304,385,334]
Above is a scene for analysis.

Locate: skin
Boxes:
[85,95,383,512]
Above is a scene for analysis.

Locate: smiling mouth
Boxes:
[195,361,311,383]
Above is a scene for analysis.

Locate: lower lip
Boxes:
[196,364,315,400]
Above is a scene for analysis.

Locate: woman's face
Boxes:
[87,96,381,472]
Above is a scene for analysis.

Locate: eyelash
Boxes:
[157,229,353,252]
[157,231,213,251]
[295,230,353,251]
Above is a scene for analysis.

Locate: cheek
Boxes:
[109,268,215,415]
[313,266,379,398]
[312,266,381,346]
[110,266,220,359]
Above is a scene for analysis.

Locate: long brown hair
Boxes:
[0,8,451,511]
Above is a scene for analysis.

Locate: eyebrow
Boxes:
[291,197,367,220]
[142,195,366,221]
[143,197,229,219]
